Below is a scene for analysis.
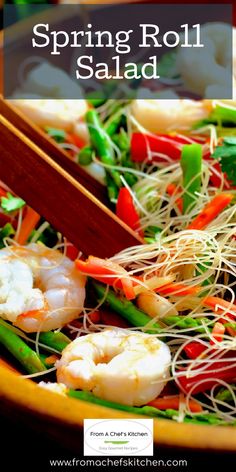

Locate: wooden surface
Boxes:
[0,113,141,257]
[0,98,108,205]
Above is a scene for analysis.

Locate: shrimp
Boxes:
[130,97,210,133]
[9,98,88,132]
[176,23,234,99]
[10,62,88,130]
[39,381,68,396]
[56,329,171,406]
[0,243,86,333]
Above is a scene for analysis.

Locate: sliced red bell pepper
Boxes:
[183,342,207,359]
[131,133,185,163]
[177,358,236,394]
[130,133,206,163]
[203,296,236,317]
[75,255,136,300]
[116,187,143,238]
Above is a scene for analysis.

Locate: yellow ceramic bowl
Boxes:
[0,365,236,452]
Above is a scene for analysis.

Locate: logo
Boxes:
[84,419,153,456]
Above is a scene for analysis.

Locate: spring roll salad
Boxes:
[2,93,236,427]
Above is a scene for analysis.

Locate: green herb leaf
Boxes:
[1,193,25,213]
[212,139,236,185]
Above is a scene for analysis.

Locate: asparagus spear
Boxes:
[164,315,212,333]
[68,390,230,425]
[93,282,162,333]
[78,146,93,166]
[69,389,168,417]
[0,321,45,374]
[86,110,122,187]
[39,331,70,352]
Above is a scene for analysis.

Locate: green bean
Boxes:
[39,331,70,352]
[0,320,45,374]
[78,146,93,166]
[86,110,121,187]
[93,282,162,333]
[180,143,202,213]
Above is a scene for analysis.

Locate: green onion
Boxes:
[180,144,202,213]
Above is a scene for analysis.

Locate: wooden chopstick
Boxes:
[0,112,142,257]
[0,97,108,205]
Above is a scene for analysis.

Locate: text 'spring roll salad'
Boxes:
[4,30,236,423]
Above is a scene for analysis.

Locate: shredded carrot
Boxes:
[148,395,203,413]
[225,326,236,337]
[75,256,136,300]
[204,296,236,336]
[204,296,236,315]
[210,322,225,345]
[166,183,183,213]
[45,355,59,366]
[157,282,200,297]
[15,206,40,245]
[187,193,234,230]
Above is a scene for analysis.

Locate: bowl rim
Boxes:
[0,365,236,452]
